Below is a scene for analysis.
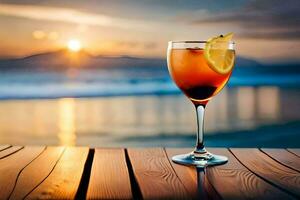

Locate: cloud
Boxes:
[189,0,300,40]
[0,3,158,31]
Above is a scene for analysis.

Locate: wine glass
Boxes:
[167,40,235,166]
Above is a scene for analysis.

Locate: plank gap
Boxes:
[23,147,66,199]
[0,146,24,159]
[75,148,94,200]
[0,145,11,152]
[260,148,300,173]
[8,146,47,199]
[286,149,300,158]
[124,148,143,200]
[228,148,299,199]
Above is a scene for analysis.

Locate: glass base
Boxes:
[172,151,228,167]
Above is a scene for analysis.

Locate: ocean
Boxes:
[0,66,300,99]
[0,66,299,147]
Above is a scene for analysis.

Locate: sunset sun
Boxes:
[67,39,82,52]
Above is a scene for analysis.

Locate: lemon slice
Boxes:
[204,33,235,74]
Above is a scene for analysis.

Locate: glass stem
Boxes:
[194,104,207,154]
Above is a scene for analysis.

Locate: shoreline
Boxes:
[111,121,300,148]
[1,121,299,148]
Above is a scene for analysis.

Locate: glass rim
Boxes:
[169,40,235,44]
[168,40,235,50]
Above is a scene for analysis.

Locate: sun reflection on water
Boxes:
[237,87,256,121]
[0,87,298,146]
[257,87,280,119]
[58,98,76,146]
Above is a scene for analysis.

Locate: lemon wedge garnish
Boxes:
[204,33,235,74]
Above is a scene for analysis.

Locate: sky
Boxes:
[0,0,299,62]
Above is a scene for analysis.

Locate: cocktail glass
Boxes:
[167,40,235,166]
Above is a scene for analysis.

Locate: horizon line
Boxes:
[0,48,165,61]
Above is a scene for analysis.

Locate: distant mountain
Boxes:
[0,49,298,74]
[0,49,166,72]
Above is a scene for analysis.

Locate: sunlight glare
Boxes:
[67,39,81,52]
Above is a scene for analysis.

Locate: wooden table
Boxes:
[0,145,299,200]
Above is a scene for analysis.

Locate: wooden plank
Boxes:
[87,148,132,200]
[231,148,300,198]
[127,148,190,200]
[0,145,11,151]
[26,147,89,199]
[165,149,197,196]
[9,146,65,199]
[287,149,300,157]
[165,148,221,200]
[205,148,295,200]
[0,146,45,199]
[0,146,23,159]
[261,148,300,172]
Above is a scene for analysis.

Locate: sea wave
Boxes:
[0,70,299,99]
[0,81,180,99]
